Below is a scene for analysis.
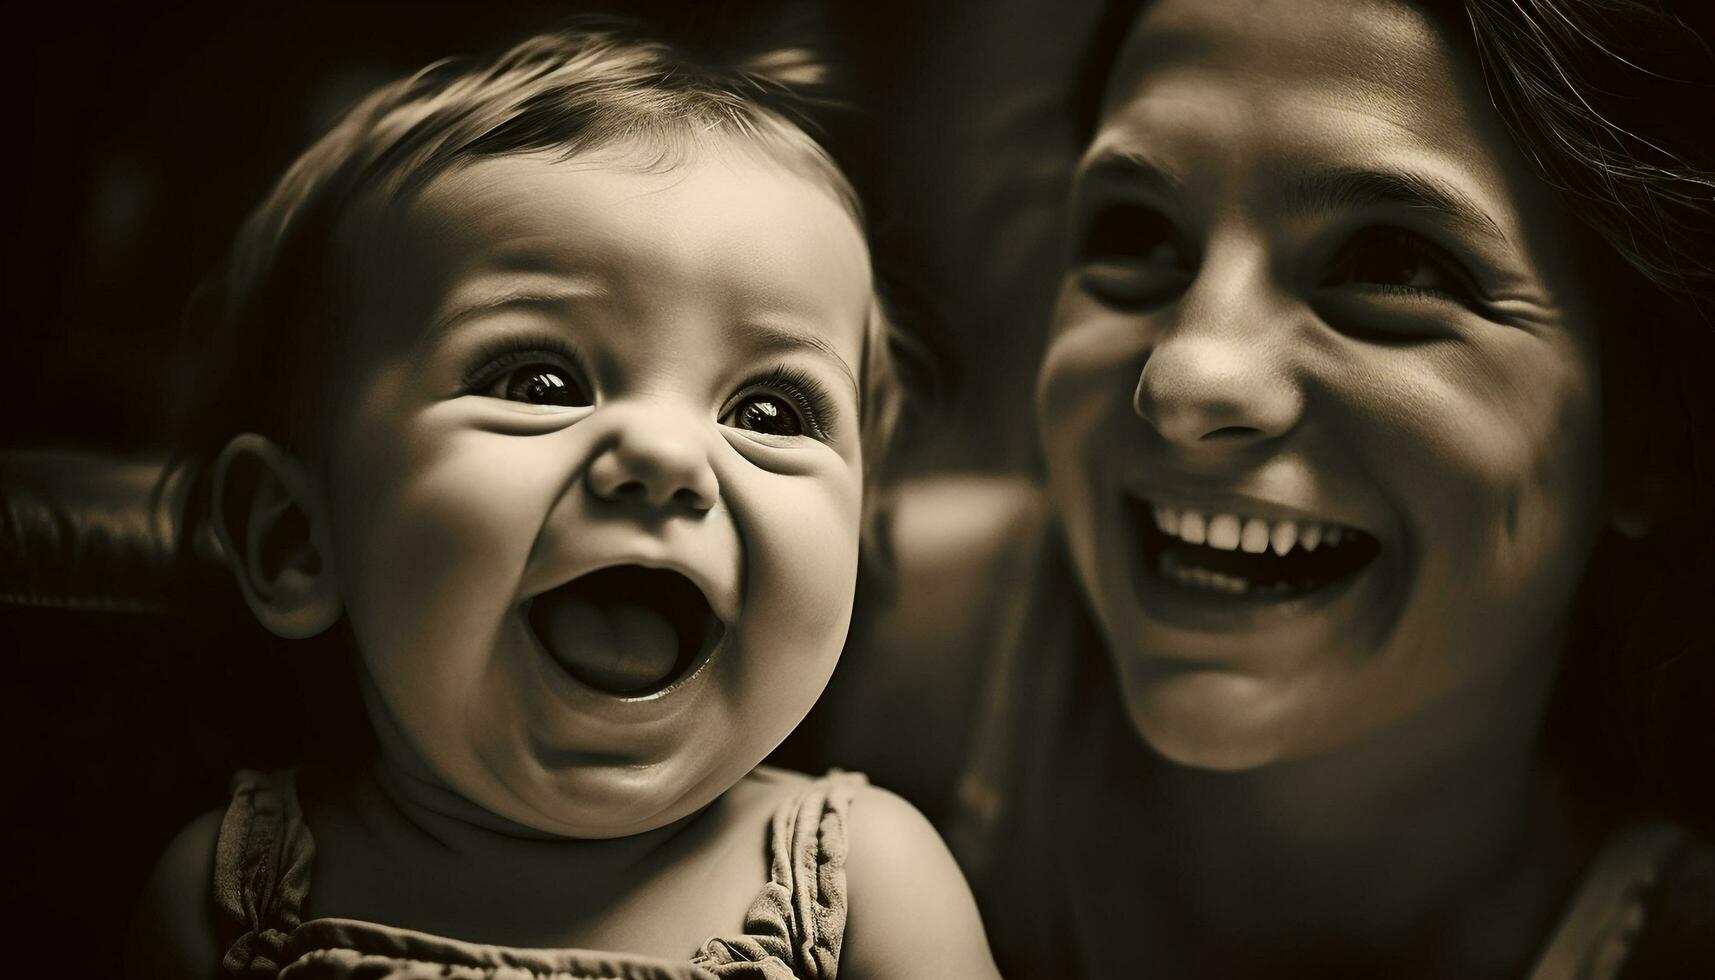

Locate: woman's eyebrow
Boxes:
[1075,148,1188,203]
[1282,166,1510,249]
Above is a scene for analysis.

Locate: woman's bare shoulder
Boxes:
[887,473,1049,573]
[126,807,224,980]
[877,473,1051,659]
[814,474,1050,817]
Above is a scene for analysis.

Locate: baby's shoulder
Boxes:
[723,767,907,869]
[719,769,997,977]
[126,807,225,980]
[836,781,1002,979]
[834,778,960,886]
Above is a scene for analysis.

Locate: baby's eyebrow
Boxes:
[736,321,860,398]
[427,285,602,343]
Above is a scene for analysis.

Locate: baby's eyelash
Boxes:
[739,364,838,440]
[459,333,589,394]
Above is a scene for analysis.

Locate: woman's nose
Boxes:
[1132,268,1303,449]
[585,405,719,513]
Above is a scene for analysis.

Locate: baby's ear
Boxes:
[210,433,342,638]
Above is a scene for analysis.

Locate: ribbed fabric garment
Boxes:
[213,768,864,979]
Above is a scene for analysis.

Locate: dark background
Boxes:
[25,2,1709,970]
[10,0,1089,469]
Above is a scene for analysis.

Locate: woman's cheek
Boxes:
[1039,304,1149,550]
[1339,336,1605,670]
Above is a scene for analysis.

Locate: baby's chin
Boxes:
[460,737,749,840]
[365,704,733,840]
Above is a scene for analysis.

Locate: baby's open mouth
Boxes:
[1135,499,1380,599]
[526,565,725,696]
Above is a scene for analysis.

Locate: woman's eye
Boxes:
[494,364,591,407]
[1075,203,1194,305]
[1327,228,1469,299]
[1079,204,1186,265]
[727,393,805,437]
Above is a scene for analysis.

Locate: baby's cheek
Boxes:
[328,420,561,697]
[732,469,860,678]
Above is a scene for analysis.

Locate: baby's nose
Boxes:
[584,404,719,513]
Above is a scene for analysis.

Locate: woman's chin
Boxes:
[1117,667,1320,773]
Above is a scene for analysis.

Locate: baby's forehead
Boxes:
[417,134,858,227]
[333,146,873,364]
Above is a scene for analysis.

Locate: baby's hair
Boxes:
[168,16,908,565]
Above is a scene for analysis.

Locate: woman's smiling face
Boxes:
[1039,0,1608,769]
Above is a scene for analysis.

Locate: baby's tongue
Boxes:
[533,592,681,694]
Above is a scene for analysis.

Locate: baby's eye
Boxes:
[722,366,834,441]
[1325,228,1471,300]
[725,393,805,437]
[492,363,592,407]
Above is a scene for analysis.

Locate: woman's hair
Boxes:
[166,17,919,569]
[1446,0,1715,836]
[1073,0,1715,832]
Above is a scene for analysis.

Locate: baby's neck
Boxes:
[338,752,709,892]
[299,756,770,952]
[367,754,689,851]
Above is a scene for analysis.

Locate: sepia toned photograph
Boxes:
[5,1,1713,976]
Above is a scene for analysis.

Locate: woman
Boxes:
[841,0,1715,976]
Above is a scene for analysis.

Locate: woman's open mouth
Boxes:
[524,565,725,697]
[1134,499,1380,601]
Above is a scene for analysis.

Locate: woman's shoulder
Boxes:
[814,474,1053,819]
[1531,821,1715,980]
[1616,825,1715,979]
[126,807,225,980]
[883,472,1052,624]
[881,472,1060,684]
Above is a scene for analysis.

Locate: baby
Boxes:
[131,22,996,980]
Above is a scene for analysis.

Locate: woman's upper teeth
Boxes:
[1152,504,1345,555]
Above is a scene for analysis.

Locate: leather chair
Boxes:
[1,448,367,956]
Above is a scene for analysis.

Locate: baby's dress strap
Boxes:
[213,768,316,978]
[695,770,867,980]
